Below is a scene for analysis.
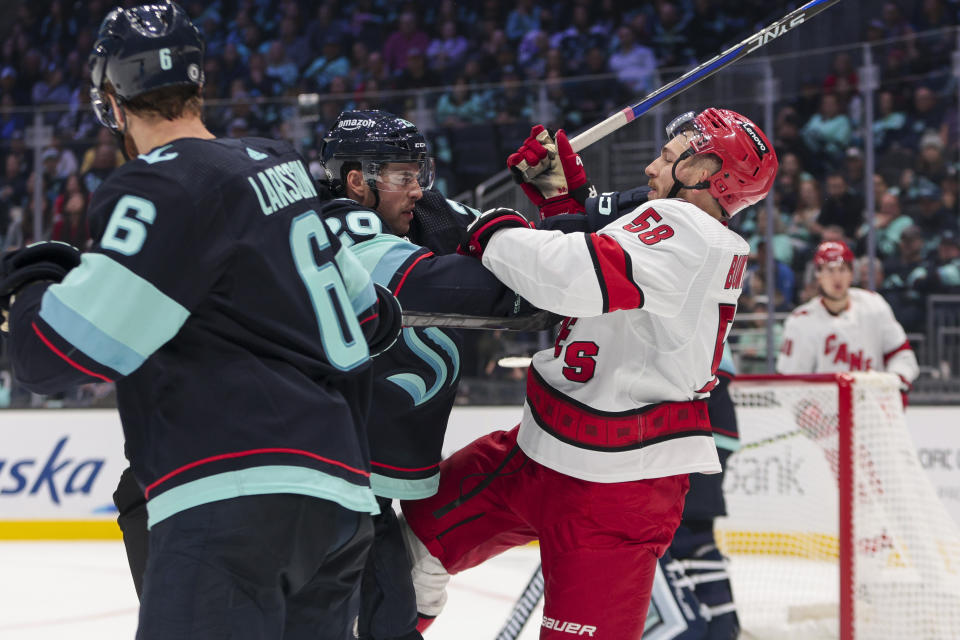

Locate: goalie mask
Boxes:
[320,110,435,200]
[88,2,205,131]
[663,108,778,217]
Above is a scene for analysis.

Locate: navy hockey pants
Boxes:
[136,493,372,640]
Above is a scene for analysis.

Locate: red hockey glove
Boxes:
[458,207,533,259]
[506,125,596,219]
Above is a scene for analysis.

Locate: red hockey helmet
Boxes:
[814,240,854,267]
[665,108,778,217]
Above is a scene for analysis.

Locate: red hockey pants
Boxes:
[401,427,689,639]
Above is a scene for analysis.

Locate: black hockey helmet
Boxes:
[320,110,435,194]
[89,2,205,130]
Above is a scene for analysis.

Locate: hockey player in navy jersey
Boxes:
[316,110,538,640]
[400,110,777,638]
[0,4,401,639]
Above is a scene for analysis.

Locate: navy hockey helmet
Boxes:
[320,110,435,194]
[89,2,205,130]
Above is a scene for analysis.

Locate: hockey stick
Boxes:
[569,0,843,152]
[408,0,842,331]
[495,563,544,640]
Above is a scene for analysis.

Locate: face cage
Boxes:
[363,157,436,193]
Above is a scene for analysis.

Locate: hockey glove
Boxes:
[365,283,403,357]
[457,207,533,259]
[506,125,596,219]
[0,241,82,310]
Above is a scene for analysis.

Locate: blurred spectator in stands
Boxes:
[794,77,824,123]
[743,239,796,312]
[542,69,581,130]
[278,16,311,72]
[550,4,604,73]
[476,28,511,80]
[39,148,65,204]
[788,177,824,259]
[0,93,25,140]
[687,0,732,61]
[914,0,955,77]
[824,52,858,93]
[0,66,28,107]
[873,89,909,153]
[31,63,71,124]
[608,25,656,95]
[347,0,386,51]
[746,206,794,269]
[305,36,350,93]
[264,40,299,93]
[905,86,944,149]
[853,254,884,290]
[802,93,852,173]
[571,47,617,123]
[435,76,490,127]
[818,173,864,241]
[384,11,430,75]
[491,66,533,123]
[882,224,929,333]
[52,172,86,220]
[0,153,26,239]
[218,42,248,94]
[50,191,89,249]
[48,132,77,180]
[917,131,949,184]
[1,206,24,251]
[842,147,866,197]
[773,106,808,163]
[914,230,960,296]
[855,192,914,260]
[19,49,44,103]
[651,1,695,73]
[397,48,433,92]
[517,29,550,79]
[81,142,120,194]
[833,76,863,131]
[907,180,957,254]
[428,20,469,83]
[506,0,542,43]
[38,0,73,52]
[80,128,123,175]
[733,296,784,374]
[246,52,275,98]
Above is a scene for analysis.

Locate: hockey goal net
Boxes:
[715,372,960,640]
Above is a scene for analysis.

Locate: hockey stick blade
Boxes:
[569,0,843,153]
[495,564,545,640]
[401,310,560,331]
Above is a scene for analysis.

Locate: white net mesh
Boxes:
[717,373,960,640]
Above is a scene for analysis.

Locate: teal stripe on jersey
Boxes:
[333,245,377,314]
[39,253,190,375]
[145,465,379,528]
[348,235,421,286]
[370,471,440,500]
[712,433,740,453]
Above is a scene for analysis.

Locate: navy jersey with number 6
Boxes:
[8,137,381,526]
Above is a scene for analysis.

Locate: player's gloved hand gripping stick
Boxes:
[507,126,596,219]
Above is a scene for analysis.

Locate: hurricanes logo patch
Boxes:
[739,122,769,159]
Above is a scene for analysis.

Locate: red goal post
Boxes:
[717,372,960,640]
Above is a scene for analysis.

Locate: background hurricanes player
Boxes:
[776,240,919,397]
[399,108,777,638]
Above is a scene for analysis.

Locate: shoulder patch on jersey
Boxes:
[138,145,178,165]
[246,147,268,161]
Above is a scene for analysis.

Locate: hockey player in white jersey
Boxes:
[776,240,919,397]
[400,108,777,638]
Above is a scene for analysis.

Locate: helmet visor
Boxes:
[665,111,700,140]
[367,158,436,193]
[89,87,118,129]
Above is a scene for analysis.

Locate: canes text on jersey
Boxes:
[825,333,874,370]
[248,159,319,216]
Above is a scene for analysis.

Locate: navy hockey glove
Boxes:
[365,283,402,357]
[457,208,533,259]
[507,126,596,219]
[0,241,82,310]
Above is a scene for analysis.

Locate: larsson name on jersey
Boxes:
[247,159,318,216]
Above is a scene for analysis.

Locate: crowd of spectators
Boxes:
[1,0,960,401]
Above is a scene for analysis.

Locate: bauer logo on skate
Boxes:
[541,617,596,636]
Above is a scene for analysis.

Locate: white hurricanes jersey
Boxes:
[776,288,919,385]
[482,198,750,482]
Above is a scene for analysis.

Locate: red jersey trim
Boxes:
[586,233,644,312]
[883,340,912,365]
[32,322,114,383]
[392,251,434,297]
[526,367,711,452]
[371,460,440,472]
[145,447,371,498]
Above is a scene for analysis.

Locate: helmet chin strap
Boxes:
[666,148,712,199]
